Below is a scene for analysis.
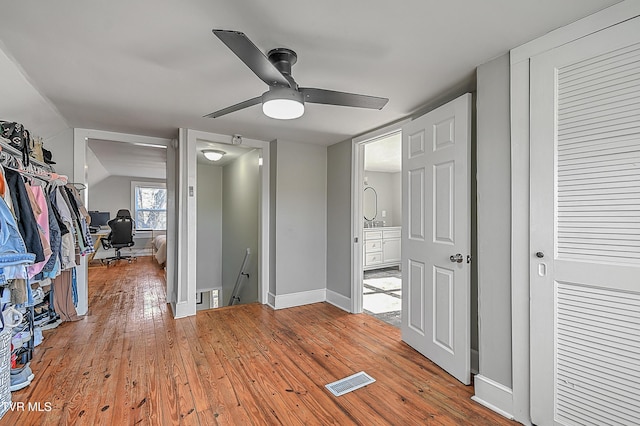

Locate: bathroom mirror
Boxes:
[363,186,377,221]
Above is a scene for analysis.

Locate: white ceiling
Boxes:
[196,141,256,166]
[0,0,619,150]
[87,139,167,185]
[365,133,401,173]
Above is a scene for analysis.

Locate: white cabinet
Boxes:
[382,238,401,263]
[364,227,401,270]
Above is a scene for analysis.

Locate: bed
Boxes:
[152,234,167,266]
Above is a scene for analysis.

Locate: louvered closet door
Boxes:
[530,17,640,426]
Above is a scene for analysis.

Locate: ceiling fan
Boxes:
[205,30,389,120]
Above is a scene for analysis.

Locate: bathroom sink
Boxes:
[364,221,386,228]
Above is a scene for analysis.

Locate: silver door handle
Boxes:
[450,253,463,263]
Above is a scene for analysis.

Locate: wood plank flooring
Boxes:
[5,257,518,425]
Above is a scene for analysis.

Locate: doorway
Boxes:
[351,122,406,316]
[195,140,261,310]
[352,94,478,385]
[72,129,172,316]
[361,133,402,327]
[182,129,271,317]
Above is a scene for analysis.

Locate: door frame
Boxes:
[185,129,271,315]
[72,129,173,316]
[351,121,408,314]
[509,2,640,424]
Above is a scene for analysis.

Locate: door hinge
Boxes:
[467,255,472,264]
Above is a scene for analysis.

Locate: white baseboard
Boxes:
[269,289,326,310]
[325,289,351,312]
[471,349,479,375]
[472,375,514,420]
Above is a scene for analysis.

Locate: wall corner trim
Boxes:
[267,292,276,308]
[270,289,326,310]
[471,375,515,421]
[172,301,195,319]
[325,289,351,312]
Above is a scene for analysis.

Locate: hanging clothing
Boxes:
[51,270,81,322]
[3,168,44,263]
[41,191,62,279]
[0,196,35,286]
[59,186,87,252]
[26,183,52,278]
[54,187,78,269]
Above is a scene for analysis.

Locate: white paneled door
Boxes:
[401,93,471,385]
[530,17,640,425]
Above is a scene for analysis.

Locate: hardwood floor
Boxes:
[6,257,517,425]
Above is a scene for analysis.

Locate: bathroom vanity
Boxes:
[363,226,401,270]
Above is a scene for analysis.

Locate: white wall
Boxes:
[476,53,512,388]
[363,171,401,226]
[222,149,260,305]
[196,163,222,292]
[270,140,327,306]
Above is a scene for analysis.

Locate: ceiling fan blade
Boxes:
[204,96,262,119]
[213,29,291,88]
[300,88,389,110]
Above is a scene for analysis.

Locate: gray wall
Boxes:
[326,139,352,298]
[47,128,74,178]
[222,149,260,305]
[88,175,166,219]
[88,175,166,251]
[364,171,401,226]
[476,53,512,388]
[391,172,401,225]
[0,45,68,141]
[273,140,327,296]
[196,163,222,292]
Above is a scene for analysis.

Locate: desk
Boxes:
[88,230,110,263]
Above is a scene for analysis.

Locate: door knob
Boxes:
[450,253,463,263]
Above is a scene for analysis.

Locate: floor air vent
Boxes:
[325,371,376,397]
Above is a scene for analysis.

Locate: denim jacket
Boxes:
[0,196,35,285]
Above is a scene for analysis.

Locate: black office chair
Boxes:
[101,209,137,266]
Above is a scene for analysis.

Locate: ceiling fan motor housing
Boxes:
[267,48,297,77]
[262,86,303,104]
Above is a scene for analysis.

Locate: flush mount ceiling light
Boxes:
[202,149,225,161]
[204,30,388,120]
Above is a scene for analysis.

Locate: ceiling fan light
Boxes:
[262,88,304,120]
[203,149,225,161]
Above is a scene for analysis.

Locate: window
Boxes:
[132,182,166,230]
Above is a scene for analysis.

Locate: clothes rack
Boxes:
[0,132,86,399]
[0,137,51,172]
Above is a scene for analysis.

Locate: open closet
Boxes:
[0,126,88,419]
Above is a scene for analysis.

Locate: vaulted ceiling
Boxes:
[0,0,619,150]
